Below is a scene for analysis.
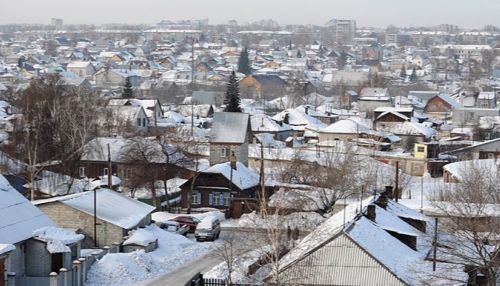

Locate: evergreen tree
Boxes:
[207,104,214,117]
[122,77,133,98]
[400,65,407,79]
[409,67,418,82]
[296,49,302,58]
[223,71,242,112]
[237,48,251,75]
[337,52,347,69]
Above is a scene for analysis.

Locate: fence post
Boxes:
[7,272,15,286]
[103,246,110,255]
[112,242,120,253]
[49,272,58,286]
[59,268,68,286]
[72,260,81,286]
[78,257,86,285]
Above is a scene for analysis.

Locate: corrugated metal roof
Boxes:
[210,112,249,144]
[280,233,406,286]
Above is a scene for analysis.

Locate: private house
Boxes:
[357,88,392,118]
[78,137,192,183]
[209,112,251,167]
[103,105,149,134]
[35,189,155,247]
[424,94,461,119]
[179,161,260,218]
[452,108,500,127]
[318,118,373,142]
[443,137,500,160]
[267,195,468,286]
[374,109,410,130]
[0,175,84,285]
[239,74,287,99]
[108,98,164,126]
[250,114,293,142]
[66,61,95,79]
[443,159,497,183]
[94,69,141,88]
[476,92,497,109]
[272,109,327,137]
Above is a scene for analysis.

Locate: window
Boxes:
[192,191,202,205]
[78,167,86,178]
[417,146,425,152]
[142,118,147,127]
[103,168,109,176]
[137,118,141,126]
[124,169,131,179]
[220,148,229,157]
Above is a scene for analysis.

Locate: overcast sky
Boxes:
[1,0,499,29]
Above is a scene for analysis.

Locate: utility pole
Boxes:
[190,37,195,137]
[394,161,399,202]
[107,144,112,189]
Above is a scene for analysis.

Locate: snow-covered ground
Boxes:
[204,245,272,284]
[85,224,221,286]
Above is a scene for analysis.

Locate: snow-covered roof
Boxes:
[443,159,499,182]
[36,189,154,229]
[32,226,84,253]
[210,112,249,144]
[272,109,326,130]
[250,114,292,133]
[201,162,259,190]
[276,196,466,285]
[0,243,15,255]
[0,175,56,244]
[320,118,370,134]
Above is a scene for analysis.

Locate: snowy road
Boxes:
[140,229,268,286]
[142,252,222,286]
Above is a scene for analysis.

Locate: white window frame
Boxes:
[220,147,229,157]
[192,191,202,205]
[78,167,86,178]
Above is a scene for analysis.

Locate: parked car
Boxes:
[195,216,221,242]
[158,221,189,236]
[168,216,201,233]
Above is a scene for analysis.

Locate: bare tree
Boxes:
[4,74,101,199]
[429,161,500,286]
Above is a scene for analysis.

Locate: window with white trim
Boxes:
[78,167,86,178]
[192,191,202,205]
[220,148,229,157]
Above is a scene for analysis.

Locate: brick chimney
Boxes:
[229,152,237,170]
[367,205,376,222]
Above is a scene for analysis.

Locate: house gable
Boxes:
[277,232,407,285]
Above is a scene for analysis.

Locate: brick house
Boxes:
[209,112,251,167]
[0,175,83,285]
[35,189,154,248]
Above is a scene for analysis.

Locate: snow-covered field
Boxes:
[222,211,326,232]
[85,224,221,286]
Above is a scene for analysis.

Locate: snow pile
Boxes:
[204,245,272,284]
[152,210,226,224]
[32,226,84,253]
[123,227,157,247]
[86,224,220,286]
[234,211,325,231]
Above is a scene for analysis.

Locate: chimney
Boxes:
[229,152,237,170]
[385,186,394,199]
[366,205,376,222]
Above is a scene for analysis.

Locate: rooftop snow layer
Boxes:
[0,175,56,244]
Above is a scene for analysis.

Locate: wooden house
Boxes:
[179,161,260,217]
[209,112,251,167]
